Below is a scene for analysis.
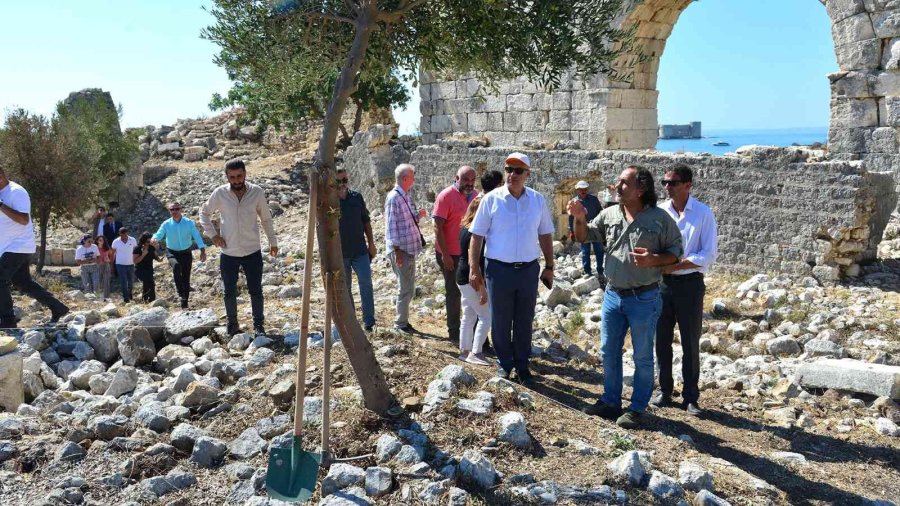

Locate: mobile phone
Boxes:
[541,276,552,289]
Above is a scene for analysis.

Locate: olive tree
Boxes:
[205,0,634,414]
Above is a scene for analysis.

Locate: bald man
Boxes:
[432,166,477,343]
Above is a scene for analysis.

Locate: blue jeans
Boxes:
[115,264,135,302]
[600,286,662,413]
[343,254,375,327]
[581,242,604,275]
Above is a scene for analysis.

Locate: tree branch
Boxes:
[376,0,427,23]
[305,12,356,24]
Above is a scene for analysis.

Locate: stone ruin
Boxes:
[341,0,900,282]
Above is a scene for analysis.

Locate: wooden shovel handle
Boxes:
[293,175,317,437]
[322,272,333,458]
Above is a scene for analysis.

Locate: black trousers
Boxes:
[167,249,193,302]
[656,273,705,404]
[135,268,156,302]
[435,251,461,341]
[485,259,539,373]
[0,252,68,326]
[220,250,264,328]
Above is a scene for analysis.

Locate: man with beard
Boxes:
[652,164,718,415]
[568,165,682,429]
[200,159,278,336]
[432,166,477,343]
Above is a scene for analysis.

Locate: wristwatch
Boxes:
[544,264,555,270]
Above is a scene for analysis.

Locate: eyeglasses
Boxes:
[336,178,349,184]
[661,180,683,186]
[168,207,182,212]
[504,166,527,175]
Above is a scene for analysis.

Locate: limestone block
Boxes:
[419,116,431,135]
[549,110,571,131]
[532,93,552,111]
[869,127,899,152]
[419,100,432,117]
[419,83,431,102]
[507,94,534,112]
[551,92,572,110]
[502,112,522,132]
[872,10,900,38]
[874,70,900,95]
[884,96,900,126]
[797,359,900,398]
[632,72,658,90]
[500,79,523,95]
[607,108,635,130]
[832,12,876,46]
[431,99,446,116]
[480,94,507,113]
[636,20,675,40]
[434,81,457,100]
[832,71,875,97]
[633,109,658,131]
[469,113,488,132]
[486,112,504,131]
[520,111,548,131]
[829,127,874,153]
[591,110,608,131]
[0,352,24,413]
[62,249,75,266]
[431,115,451,133]
[880,96,889,126]
[464,78,481,97]
[883,37,900,69]
[449,114,467,132]
[521,80,541,94]
[571,110,592,131]
[826,0,866,22]
[834,39,883,70]
[830,97,879,127]
[485,131,516,148]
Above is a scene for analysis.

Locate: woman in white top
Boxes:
[75,234,100,294]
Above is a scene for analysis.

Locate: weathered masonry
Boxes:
[343,1,900,280]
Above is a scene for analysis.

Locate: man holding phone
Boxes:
[568,165,682,429]
[468,152,555,384]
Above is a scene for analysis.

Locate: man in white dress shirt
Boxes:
[652,164,718,415]
[468,152,555,383]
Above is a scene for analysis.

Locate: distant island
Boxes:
[659,121,701,139]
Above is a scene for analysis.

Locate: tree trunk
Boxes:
[313,2,393,416]
[37,207,50,274]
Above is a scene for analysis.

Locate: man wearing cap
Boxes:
[151,201,208,309]
[0,167,69,328]
[200,159,278,336]
[652,164,718,416]
[469,152,555,383]
[432,166,477,343]
[568,165,682,429]
[568,181,604,278]
[384,164,427,333]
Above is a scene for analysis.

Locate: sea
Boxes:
[654,127,828,156]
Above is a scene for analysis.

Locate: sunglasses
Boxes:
[169,207,183,211]
[504,166,527,175]
[661,180,683,186]
[336,178,349,184]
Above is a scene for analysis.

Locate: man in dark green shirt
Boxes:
[569,165,682,429]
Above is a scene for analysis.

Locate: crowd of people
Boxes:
[1,152,718,430]
[343,153,718,429]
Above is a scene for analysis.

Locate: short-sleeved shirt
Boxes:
[338,190,371,259]
[583,205,683,289]
[433,185,474,256]
[0,181,36,256]
[384,186,423,256]
[133,244,158,272]
[469,185,555,263]
[111,236,137,265]
[75,245,100,263]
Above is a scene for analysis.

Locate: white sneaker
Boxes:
[465,352,492,366]
[458,350,470,361]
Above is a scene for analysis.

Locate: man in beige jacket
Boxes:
[200,159,277,336]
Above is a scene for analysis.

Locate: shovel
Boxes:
[266,176,320,502]
[321,272,334,463]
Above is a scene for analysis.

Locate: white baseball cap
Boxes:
[504,152,531,169]
[575,180,590,189]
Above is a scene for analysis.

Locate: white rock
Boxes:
[498,411,530,448]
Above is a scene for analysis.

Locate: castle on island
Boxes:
[659,121,701,139]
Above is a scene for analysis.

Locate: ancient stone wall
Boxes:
[340,125,896,281]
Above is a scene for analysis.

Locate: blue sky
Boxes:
[0,0,833,133]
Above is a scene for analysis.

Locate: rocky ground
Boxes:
[1,149,900,506]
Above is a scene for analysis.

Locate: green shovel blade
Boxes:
[266,436,322,502]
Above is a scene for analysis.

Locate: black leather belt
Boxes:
[609,282,659,297]
[488,258,538,269]
[663,272,703,281]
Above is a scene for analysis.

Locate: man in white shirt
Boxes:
[200,159,278,336]
[111,228,138,303]
[652,164,718,415]
[0,167,69,328]
[468,152,555,383]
